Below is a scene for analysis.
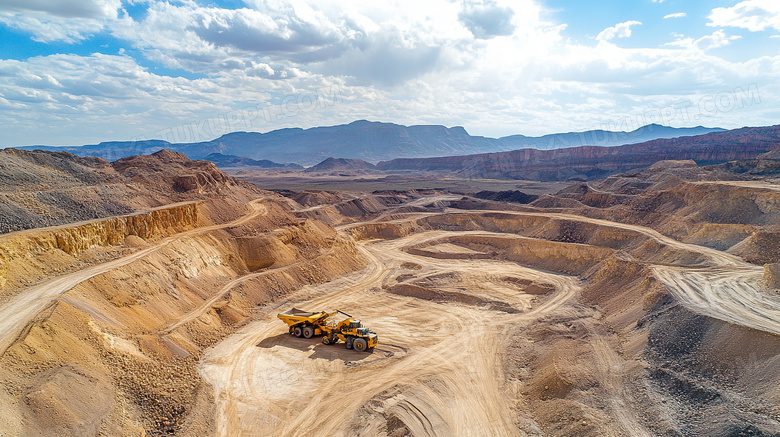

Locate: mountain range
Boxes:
[376,125,780,181]
[16,120,722,166]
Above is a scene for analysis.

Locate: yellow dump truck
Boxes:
[277,308,378,352]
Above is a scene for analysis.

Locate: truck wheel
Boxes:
[322,336,330,345]
[303,326,314,339]
[293,326,303,337]
[345,337,353,349]
[353,338,367,352]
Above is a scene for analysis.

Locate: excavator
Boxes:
[277,308,378,352]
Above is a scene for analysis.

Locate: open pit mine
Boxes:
[0,148,779,436]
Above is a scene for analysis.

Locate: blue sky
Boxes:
[0,0,778,147]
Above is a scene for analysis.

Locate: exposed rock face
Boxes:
[717,148,780,176]
[112,149,244,195]
[377,125,780,181]
[53,203,199,255]
[0,202,199,291]
[765,263,780,289]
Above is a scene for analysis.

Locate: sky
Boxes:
[0,0,778,147]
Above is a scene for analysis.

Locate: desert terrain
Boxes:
[0,148,779,436]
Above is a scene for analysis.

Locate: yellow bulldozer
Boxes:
[277,308,378,352]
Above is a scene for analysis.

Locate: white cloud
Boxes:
[0,0,120,19]
[708,0,780,32]
[109,0,551,86]
[664,30,742,51]
[0,14,106,43]
[459,0,516,39]
[597,21,642,41]
[0,0,123,43]
[664,13,687,19]
[1,0,779,147]
[0,0,120,43]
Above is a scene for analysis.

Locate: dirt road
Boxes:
[652,265,780,335]
[354,207,779,334]
[692,180,780,192]
[4,192,776,435]
[437,209,780,335]
[201,228,583,436]
[200,199,780,436]
[0,199,268,356]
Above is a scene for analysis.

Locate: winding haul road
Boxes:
[0,193,777,436]
[0,199,268,356]
[199,200,780,436]
[201,236,583,437]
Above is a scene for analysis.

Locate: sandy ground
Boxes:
[2,192,779,435]
[199,202,780,436]
[201,231,587,437]
[430,208,780,335]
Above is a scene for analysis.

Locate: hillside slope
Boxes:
[0,149,259,233]
[0,150,365,435]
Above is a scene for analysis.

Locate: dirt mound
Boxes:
[502,276,556,295]
[447,234,612,275]
[286,190,344,207]
[644,304,780,435]
[305,157,377,173]
[763,263,780,289]
[0,149,263,234]
[473,190,539,204]
[648,159,698,170]
[112,149,255,197]
[554,182,634,208]
[0,148,113,191]
[731,229,780,264]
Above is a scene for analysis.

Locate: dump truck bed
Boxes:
[280,308,318,318]
[277,308,330,327]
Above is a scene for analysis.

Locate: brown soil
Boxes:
[2,151,780,436]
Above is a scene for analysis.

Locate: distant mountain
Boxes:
[202,153,302,169]
[376,125,780,181]
[305,157,376,173]
[496,124,723,150]
[15,120,723,166]
[177,121,493,165]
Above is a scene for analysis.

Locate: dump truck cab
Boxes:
[331,317,378,351]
